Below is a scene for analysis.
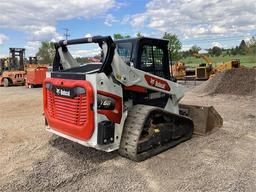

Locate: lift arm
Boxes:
[192,53,213,65]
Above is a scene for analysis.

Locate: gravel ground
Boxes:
[194,68,256,96]
[0,86,256,192]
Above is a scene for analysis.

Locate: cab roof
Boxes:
[114,37,169,46]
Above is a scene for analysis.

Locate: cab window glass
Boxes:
[116,42,133,63]
[153,46,164,69]
[141,45,153,68]
[140,45,165,78]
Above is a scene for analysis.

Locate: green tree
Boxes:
[113,33,130,40]
[230,48,236,55]
[248,36,256,46]
[210,46,222,56]
[230,46,240,55]
[181,50,191,58]
[248,36,256,55]
[239,40,247,55]
[162,32,182,60]
[136,32,142,37]
[36,41,55,64]
[76,57,89,64]
[189,45,201,54]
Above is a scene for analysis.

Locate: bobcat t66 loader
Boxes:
[43,36,222,161]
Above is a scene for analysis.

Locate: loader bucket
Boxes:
[179,104,223,135]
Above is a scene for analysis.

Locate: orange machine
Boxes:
[214,59,240,73]
[170,61,186,80]
[25,57,48,88]
[192,53,214,80]
[0,48,26,87]
[26,66,48,88]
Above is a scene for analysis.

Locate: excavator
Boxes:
[43,36,222,161]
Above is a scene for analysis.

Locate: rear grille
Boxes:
[15,74,23,78]
[46,90,87,126]
[196,68,206,79]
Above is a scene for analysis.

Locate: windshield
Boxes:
[116,42,133,63]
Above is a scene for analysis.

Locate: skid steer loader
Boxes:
[43,36,222,161]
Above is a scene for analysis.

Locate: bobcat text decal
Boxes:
[56,88,71,97]
[144,74,171,91]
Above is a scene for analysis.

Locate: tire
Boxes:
[3,78,9,87]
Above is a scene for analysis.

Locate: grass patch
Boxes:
[181,55,256,68]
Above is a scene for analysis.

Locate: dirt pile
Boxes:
[195,68,256,96]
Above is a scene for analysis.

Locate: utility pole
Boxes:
[63,28,71,40]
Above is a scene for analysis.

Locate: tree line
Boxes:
[182,37,256,58]
[35,32,181,64]
[35,33,256,64]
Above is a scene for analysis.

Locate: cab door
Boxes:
[138,44,170,80]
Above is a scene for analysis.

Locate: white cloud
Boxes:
[24,41,41,56]
[0,34,9,45]
[181,44,193,51]
[104,14,118,27]
[0,0,116,41]
[129,0,256,38]
[130,13,148,28]
[212,42,223,48]
[199,49,208,54]
[210,26,227,34]
[0,53,8,58]
[26,26,63,41]
[121,15,131,24]
[183,26,208,37]
[71,48,101,58]
[85,33,92,38]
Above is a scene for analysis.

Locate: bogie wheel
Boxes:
[3,78,9,87]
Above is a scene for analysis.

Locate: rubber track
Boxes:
[118,104,193,161]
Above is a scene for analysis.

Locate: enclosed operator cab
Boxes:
[115,38,172,107]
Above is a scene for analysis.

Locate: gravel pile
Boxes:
[195,68,256,96]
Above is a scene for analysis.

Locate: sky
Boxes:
[0,0,255,57]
